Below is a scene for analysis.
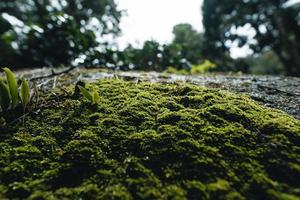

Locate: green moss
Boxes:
[0,79,299,199]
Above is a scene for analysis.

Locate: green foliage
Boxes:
[164,60,217,75]
[124,41,165,71]
[92,89,101,105]
[0,79,299,199]
[172,23,205,65]
[34,84,40,107]
[3,67,19,108]
[0,68,32,113]
[0,0,123,68]
[164,66,189,75]
[20,79,30,109]
[191,60,216,74]
[78,86,100,105]
[90,23,205,72]
[202,0,300,76]
[246,50,285,75]
[78,86,93,102]
[0,79,10,110]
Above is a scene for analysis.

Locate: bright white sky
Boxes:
[115,0,253,58]
[4,0,300,58]
[116,0,300,58]
[116,0,203,48]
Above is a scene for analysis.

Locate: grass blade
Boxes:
[34,83,40,107]
[3,68,19,108]
[0,79,11,110]
[92,88,100,105]
[20,79,30,108]
[78,86,93,102]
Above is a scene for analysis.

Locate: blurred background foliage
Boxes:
[0,0,299,76]
[202,0,300,76]
[0,0,122,67]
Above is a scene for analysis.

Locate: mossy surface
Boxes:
[0,79,300,199]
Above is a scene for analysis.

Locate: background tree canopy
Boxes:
[0,0,299,76]
[115,24,205,72]
[202,0,300,76]
[0,0,122,68]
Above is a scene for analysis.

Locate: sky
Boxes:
[286,0,300,6]
[116,0,203,48]
[3,0,300,58]
[116,0,300,58]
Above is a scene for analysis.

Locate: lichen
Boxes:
[0,79,299,199]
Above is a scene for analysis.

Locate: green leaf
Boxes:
[92,88,100,105]
[3,67,19,108]
[34,83,40,105]
[78,86,93,102]
[0,79,11,110]
[20,79,30,108]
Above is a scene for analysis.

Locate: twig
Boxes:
[30,66,75,81]
[38,79,52,87]
[52,76,57,89]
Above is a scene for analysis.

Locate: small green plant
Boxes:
[3,68,19,108]
[0,67,37,125]
[78,86,100,105]
[20,78,30,110]
[0,78,11,111]
[0,68,32,112]
[34,83,40,108]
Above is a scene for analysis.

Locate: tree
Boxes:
[171,23,204,65]
[0,0,122,68]
[246,50,285,75]
[202,0,300,76]
[125,41,164,71]
[119,41,192,72]
[0,16,17,66]
[161,43,188,70]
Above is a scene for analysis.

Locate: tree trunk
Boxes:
[272,9,300,77]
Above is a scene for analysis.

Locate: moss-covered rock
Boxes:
[0,79,299,199]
